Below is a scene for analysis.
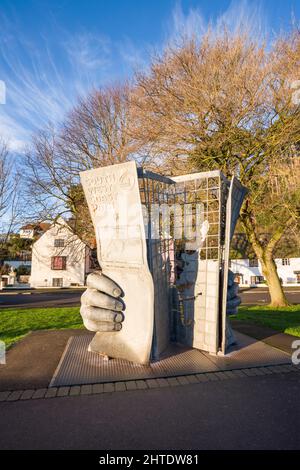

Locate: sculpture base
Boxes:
[50,331,290,387]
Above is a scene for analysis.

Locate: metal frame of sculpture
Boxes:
[80,161,247,365]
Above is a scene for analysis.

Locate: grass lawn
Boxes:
[0,307,83,349]
[231,304,300,337]
[1,304,300,350]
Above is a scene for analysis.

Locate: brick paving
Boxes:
[0,363,299,403]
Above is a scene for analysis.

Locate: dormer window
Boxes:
[54,239,65,247]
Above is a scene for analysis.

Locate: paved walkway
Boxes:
[0,370,299,449]
[1,325,299,449]
[231,320,298,355]
[0,324,297,392]
[0,362,298,403]
[0,329,89,391]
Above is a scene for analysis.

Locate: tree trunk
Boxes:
[240,206,290,308]
[259,255,289,307]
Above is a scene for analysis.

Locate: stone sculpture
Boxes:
[80,162,154,364]
[80,161,247,364]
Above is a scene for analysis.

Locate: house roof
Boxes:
[20,222,51,232]
[20,224,35,230]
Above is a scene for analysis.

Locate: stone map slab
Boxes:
[80,162,155,364]
[50,331,290,387]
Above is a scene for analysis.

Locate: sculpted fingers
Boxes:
[227,282,239,300]
[227,271,240,314]
[82,317,122,332]
[81,273,125,334]
[227,296,241,309]
[228,270,235,286]
[86,271,122,298]
[80,305,124,323]
[80,305,124,332]
[226,296,241,314]
[81,288,124,311]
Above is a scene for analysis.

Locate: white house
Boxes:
[30,220,94,288]
[19,222,50,239]
[230,257,300,287]
[19,225,35,239]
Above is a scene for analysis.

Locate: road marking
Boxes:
[242,290,300,294]
[241,302,269,305]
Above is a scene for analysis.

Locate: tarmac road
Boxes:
[0,286,300,308]
[0,289,85,308]
[0,371,299,449]
[239,286,300,306]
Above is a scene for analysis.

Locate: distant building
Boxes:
[230,258,300,286]
[1,259,31,270]
[30,219,95,288]
[19,222,51,239]
[0,268,17,289]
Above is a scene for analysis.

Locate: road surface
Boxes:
[0,289,85,308]
[1,286,300,308]
[239,287,300,306]
[0,371,299,449]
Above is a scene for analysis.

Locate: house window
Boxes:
[250,275,264,284]
[54,239,65,247]
[51,256,67,270]
[282,258,290,266]
[249,258,258,267]
[234,273,243,284]
[52,278,63,287]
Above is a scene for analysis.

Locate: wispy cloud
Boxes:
[167,0,268,44]
[0,1,270,154]
[169,1,207,40]
[215,0,268,38]
[0,16,117,152]
[118,37,149,73]
[64,33,112,72]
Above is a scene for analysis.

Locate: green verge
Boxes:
[230,304,300,337]
[0,307,83,349]
[1,304,300,350]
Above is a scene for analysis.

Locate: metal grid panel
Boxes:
[50,332,290,387]
[138,169,230,356]
[138,176,175,358]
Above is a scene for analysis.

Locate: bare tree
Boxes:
[25,84,140,247]
[62,83,140,168]
[0,140,23,264]
[131,30,300,306]
[25,31,300,306]
[0,140,11,219]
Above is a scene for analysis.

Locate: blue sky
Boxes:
[0,0,299,152]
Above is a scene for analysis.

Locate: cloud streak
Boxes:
[0,1,271,154]
[167,0,268,45]
[0,15,126,152]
